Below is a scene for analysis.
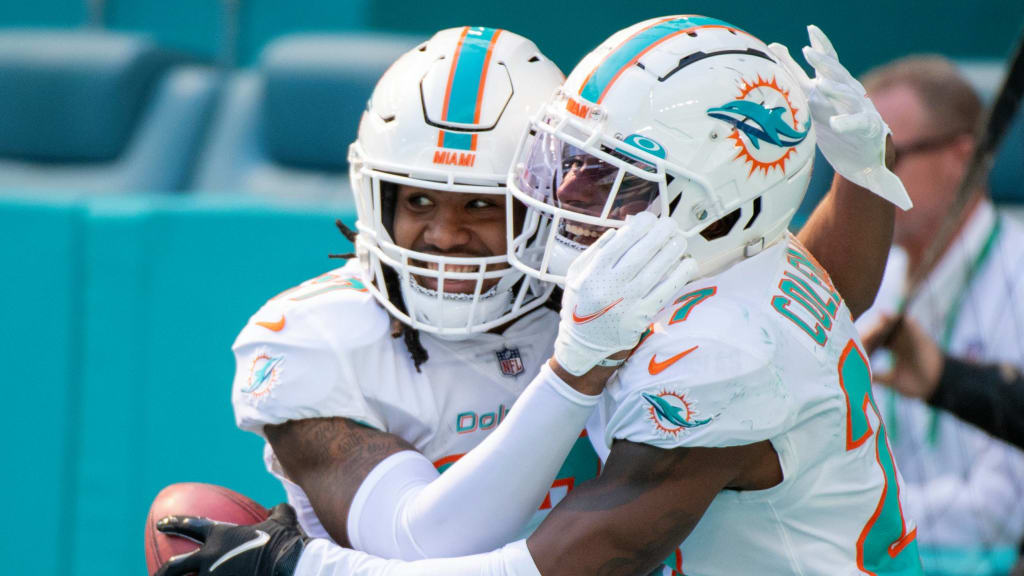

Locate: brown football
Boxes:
[144,482,270,575]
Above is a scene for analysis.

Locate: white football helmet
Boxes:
[508,15,816,284]
[350,27,564,338]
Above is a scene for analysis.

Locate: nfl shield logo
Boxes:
[496,347,524,377]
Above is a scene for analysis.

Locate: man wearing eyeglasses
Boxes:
[859,55,1024,576]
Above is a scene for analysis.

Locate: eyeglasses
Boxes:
[891,131,969,169]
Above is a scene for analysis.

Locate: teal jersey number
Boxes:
[838,340,922,575]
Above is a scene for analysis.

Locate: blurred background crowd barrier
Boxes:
[0,1,1020,574]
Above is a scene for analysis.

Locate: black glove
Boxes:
[155,503,307,576]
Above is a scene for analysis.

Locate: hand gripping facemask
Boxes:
[507,16,816,284]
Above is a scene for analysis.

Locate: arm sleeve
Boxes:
[346,364,600,560]
[929,355,1024,450]
[296,539,540,576]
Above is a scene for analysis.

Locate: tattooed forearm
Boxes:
[265,417,415,546]
[555,442,700,512]
[592,508,700,576]
[528,440,753,576]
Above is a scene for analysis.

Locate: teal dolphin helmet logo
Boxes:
[706,100,810,149]
[706,75,811,176]
[642,391,711,436]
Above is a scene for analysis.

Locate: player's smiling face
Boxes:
[393,184,512,294]
[553,152,658,247]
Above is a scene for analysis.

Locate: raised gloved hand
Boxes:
[554,212,696,376]
[155,503,307,576]
[769,25,912,211]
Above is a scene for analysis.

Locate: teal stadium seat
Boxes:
[0,30,220,192]
[191,33,424,201]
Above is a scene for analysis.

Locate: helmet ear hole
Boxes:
[699,208,741,241]
[664,174,683,217]
[742,197,762,230]
[667,192,682,217]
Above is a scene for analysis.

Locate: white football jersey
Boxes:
[232,259,601,540]
[591,235,923,576]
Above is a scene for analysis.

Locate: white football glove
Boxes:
[769,25,913,211]
[554,212,697,376]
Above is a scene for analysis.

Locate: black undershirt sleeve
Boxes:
[929,355,1024,450]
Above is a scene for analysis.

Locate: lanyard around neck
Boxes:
[939,216,1003,349]
[887,215,1003,445]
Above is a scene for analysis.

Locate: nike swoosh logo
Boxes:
[209,530,270,571]
[255,315,286,332]
[572,298,624,324]
[648,345,699,375]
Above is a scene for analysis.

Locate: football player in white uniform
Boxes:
[501,20,921,575]
[156,19,919,576]
[229,27,692,560]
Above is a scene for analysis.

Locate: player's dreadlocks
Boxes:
[330,219,430,372]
